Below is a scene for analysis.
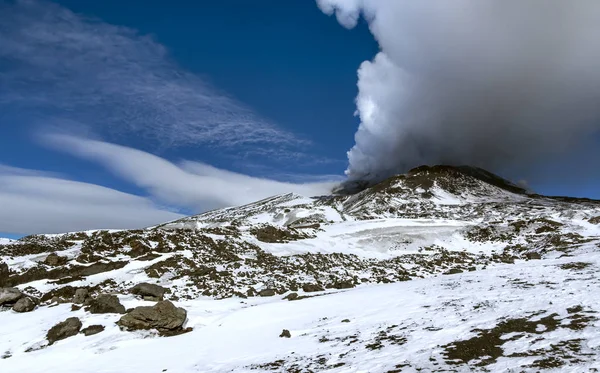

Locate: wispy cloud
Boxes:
[0,0,306,155]
[43,134,339,212]
[0,164,183,235]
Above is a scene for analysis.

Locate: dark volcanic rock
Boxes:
[73,288,89,304]
[44,253,69,267]
[0,287,23,306]
[526,252,542,260]
[7,261,128,287]
[259,289,276,297]
[130,283,167,301]
[87,294,126,314]
[279,329,291,338]
[283,292,298,301]
[0,262,9,287]
[12,297,36,312]
[47,317,82,345]
[117,300,187,335]
[81,325,105,336]
[302,284,324,293]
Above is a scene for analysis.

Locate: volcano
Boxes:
[1,166,600,372]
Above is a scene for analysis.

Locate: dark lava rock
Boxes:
[117,300,187,335]
[526,252,542,260]
[47,317,82,345]
[87,294,126,314]
[302,284,324,293]
[283,292,298,301]
[41,286,77,303]
[12,297,36,312]
[73,288,89,304]
[44,253,69,267]
[279,329,291,338]
[71,304,82,312]
[259,289,276,297]
[443,268,464,275]
[81,325,105,336]
[130,283,167,301]
[0,287,23,306]
[0,262,9,287]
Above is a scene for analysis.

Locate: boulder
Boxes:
[81,325,105,336]
[13,297,36,312]
[0,262,8,287]
[130,283,167,301]
[302,284,324,293]
[72,288,89,304]
[87,294,126,314]
[283,292,298,301]
[117,300,187,335]
[47,317,82,345]
[259,289,276,297]
[279,329,291,338]
[44,253,69,267]
[0,287,23,306]
[526,252,542,260]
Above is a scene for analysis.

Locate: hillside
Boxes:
[1,166,600,372]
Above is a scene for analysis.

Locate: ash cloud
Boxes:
[318,0,600,181]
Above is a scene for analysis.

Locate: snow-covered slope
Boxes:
[1,166,600,372]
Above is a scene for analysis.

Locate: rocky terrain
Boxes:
[1,165,599,372]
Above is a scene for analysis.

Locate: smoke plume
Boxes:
[317,0,600,181]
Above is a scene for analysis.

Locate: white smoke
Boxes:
[318,0,600,180]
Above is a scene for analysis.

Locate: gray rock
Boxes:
[302,284,324,293]
[87,294,126,314]
[117,300,187,335]
[72,288,89,304]
[283,292,298,301]
[526,252,542,260]
[81,325,105,336]
[259,289,276,297]
[47,317,82,344]
[130,283,167,300]
[44,253,68,267]
[0,262,8,287]
[279,329,291,338]
[12,297,36,312]
[0,288,23,306]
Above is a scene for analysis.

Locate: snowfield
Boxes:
[1,166,600,372]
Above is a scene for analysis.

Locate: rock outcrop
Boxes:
[117,300,188,336]
[47,317,82,345]
[44,253,69,267]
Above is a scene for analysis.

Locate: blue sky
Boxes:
[0,0,598,237]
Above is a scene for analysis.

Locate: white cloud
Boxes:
[0,164,183,235]
[0,0,307,157]
[43,134,339,212]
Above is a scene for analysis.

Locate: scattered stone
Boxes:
[71,304,82,312]
[44,253,69,267]
[589,216,600,225]
[0,287,23,306]
[341,319,351,323]
[130,283,167,301]
[73,288,89,304]
[0,262,9,287]
[526,252,542,260]
[81,325,105,336]
[444,268,463,275]
[117,300,188,335]
[283,292,298,301]
[259,289,276,297]
[87,294,126,314]
[279,329,291,338]
[47,317,82,345]
[12,297,36,312]
[302,284,324,293]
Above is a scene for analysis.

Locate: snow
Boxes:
[2,244,600,372]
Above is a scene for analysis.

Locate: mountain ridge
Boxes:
[1,165,600,372]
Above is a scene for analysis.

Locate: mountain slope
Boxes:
[1,166,600,372]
